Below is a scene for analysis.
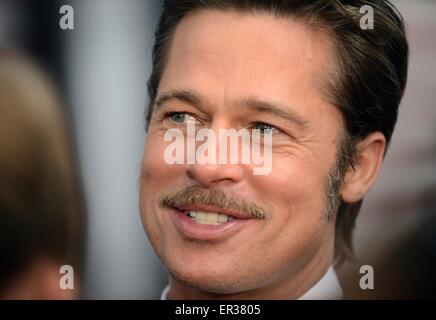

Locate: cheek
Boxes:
[248,157,330,268]
[141,132,183,187]
[139,134,182,236]
[237,155,332,278]
[252,153,327,243]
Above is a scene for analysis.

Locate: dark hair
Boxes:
[0,53,86,294]
[145,0,409,262]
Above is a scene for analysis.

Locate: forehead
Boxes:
[159,9,336,119]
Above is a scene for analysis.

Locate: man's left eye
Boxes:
[252,122,278,134]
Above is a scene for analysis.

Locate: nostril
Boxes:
[185,169,195,180]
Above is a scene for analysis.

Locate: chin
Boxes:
[169,267,250,295]
[163,251,271,295]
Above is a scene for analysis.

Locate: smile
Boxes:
[170,205,253,241]
[185,211,235,225]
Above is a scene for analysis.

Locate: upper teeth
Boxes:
[186,211,234,225]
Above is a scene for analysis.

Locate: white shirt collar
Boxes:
[160,284,170,300]
[160,266,342,300]
[298,266,342,300]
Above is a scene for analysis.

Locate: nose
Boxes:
[186,162,244,188]
[185,124,245,187]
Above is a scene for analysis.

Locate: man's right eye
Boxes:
[165,112,194,124]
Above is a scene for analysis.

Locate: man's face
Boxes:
[140,10,345,296]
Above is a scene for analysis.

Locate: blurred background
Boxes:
[0,0,435,299]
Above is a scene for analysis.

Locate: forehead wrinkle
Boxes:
[193,48,285,71]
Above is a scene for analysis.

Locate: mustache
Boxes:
[159,185,266,220]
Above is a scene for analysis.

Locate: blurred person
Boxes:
[342,184,436,299]
[139,0,409,299]
[0,51,85,299]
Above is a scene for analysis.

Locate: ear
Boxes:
[340,132,386,203]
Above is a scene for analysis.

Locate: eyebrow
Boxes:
[154,89,310,129]
[238,97,310,129]
[155,90,202,110]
